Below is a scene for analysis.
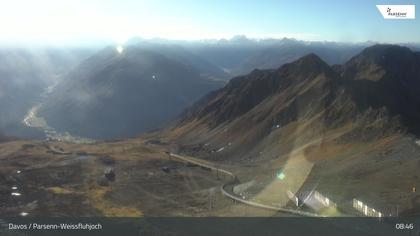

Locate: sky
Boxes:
[0,0,419,46]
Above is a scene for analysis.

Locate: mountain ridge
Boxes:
[167,44,418,161]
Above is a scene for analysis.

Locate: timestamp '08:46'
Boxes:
[395,223,414,230]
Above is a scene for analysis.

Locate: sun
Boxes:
[116,45,124,54]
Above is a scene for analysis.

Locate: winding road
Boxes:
[169,153,320,217]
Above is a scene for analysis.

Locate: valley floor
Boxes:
[1,130,420,217]
[0,139,294,217]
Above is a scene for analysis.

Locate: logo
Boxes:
[376,5,415,19]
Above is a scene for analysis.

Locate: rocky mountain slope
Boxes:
[171,45,417,150]
[155,44,420,215]
[39,46,225,139]
[0,48,94,138]
[124,40,230,80]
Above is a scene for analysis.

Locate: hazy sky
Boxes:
[0,0,419,46]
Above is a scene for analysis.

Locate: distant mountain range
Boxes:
[231,41,367,75]
[127,36,376,77]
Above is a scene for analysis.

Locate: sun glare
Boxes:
[116,45,124,54]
